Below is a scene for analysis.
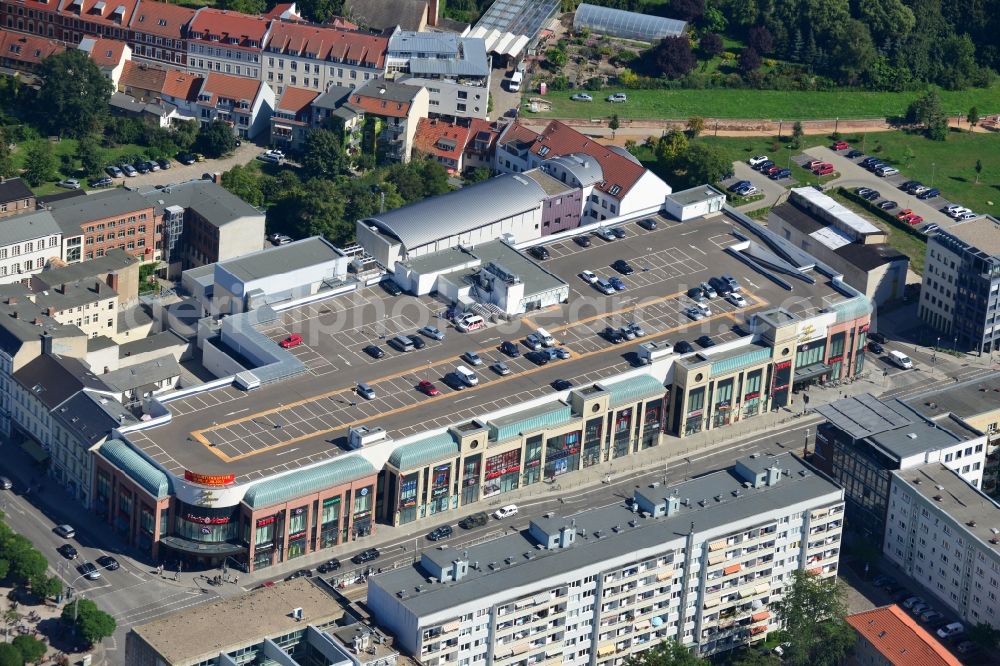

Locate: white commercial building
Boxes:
[884,462,1000,631]
[368,453,845,662]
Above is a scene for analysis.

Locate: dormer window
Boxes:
[136,13,144,22]
[609,185,622,196]
[89,1,105,16]
[158,18,166,26]
[538,146,550,157]
[228,37,238,45]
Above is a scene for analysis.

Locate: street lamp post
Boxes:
[931,162,936,188]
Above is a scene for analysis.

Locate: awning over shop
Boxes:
[20,439,49,463]
[794,362,828,381]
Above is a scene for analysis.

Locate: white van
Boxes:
[508,70,523,92]
[889,350,913,369]
[535,327,555,347]
[493,504,518,519]
[457,315,485,332]
[456,365,479,386]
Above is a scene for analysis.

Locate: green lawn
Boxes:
[532,85,1000,120]
[11,137,151,192]
[698,131,1000,215]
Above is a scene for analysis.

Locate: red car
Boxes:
[814,164,834,175]
[418,380,440,396]
[806,159,824,169]
[279,334,302,348]
[906,215,923,226]
[896,209,914,221]
[832,141,849,150]
[765,165,782,175]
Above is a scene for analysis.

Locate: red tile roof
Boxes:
[188,8,269,50]
[0,29,66,67]
[413,118,470,165]
[464,118,500,154]
[347,82,417,119]
[81,36,128,67]
[263,3,299,20]
[266,21,386,69]
[499,120,646,200]
[275,86,318,117]
[119,60,202,100]
[199,71,263,105]
[845,605,961,666]
[58,0,140,27]
[128,0,196,39]
[324,15,359,30]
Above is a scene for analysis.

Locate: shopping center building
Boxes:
[85,205,872,573]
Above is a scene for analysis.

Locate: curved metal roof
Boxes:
[362,174,547,252]
[574,3,686,42]
[242,455,375,509]
[387,432,459,470]
[99,439,170,499]
[542,153,604,186]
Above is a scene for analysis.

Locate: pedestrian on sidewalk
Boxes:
[234,575,239,586]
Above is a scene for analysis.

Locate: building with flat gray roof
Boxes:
[137,179,266,277]
[394,239,568,315]
[902,372,1000,498]
[885,463,1000,631]
[665,185,726,222]
[813,393,986,542]
[369,453,844,662]
[919,214,1000,354]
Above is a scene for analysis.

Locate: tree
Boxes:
[906,90,948,141]
[655,129,688,166]
[297,0,342,23]
[269,178,350,245]
[172,119,200,151]
[301,129,347,179]
[670,0,704,22]
[858,0,915,43]
[545,47,567,69]
[967,622,1000,650]
[609,114,620,139]
[0,127,15,179]
[772,570,855,666]
[0,643,21,666]
[701,7,727,33]
[975,159,983,184]
[223,0,264,13]
[699,33,724,58]
[623,639,706,665]
[967,106,980,129]
[196,120,236,158]
[221,165,265,207]
[681,143,731,185]
[686,116,705,138]
[21,141,57,187]
[738,47,762,75]
[647,37,696,80]
[75,134,105,179]
[748,25,774,54]
[12,635,46,664]
[729,649,781,666]
[61,599,116,647]
[791,121,804,149]
[463,167,491,184]
[29,574,62,601]
[36,49,112,137]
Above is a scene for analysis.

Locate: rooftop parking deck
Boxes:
[126,211,858,483]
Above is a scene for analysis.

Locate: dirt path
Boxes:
[521,115,992,146]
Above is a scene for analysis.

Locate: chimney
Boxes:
[60,283,67,294]
[46,307,55,316]
[426,0,439,26]
[7,297,15,305]
[95,280,101,292]
[103,366,109,374]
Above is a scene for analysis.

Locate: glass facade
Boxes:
[319,497,340,547]
[461,454,481,506]
[544,430,581,479]
[685,387,705,436]
[613,408,632,458]
[641,399,663,449]
[427,465,450,514]
[398,472,419,524]
[174,502,240,543]
[524,435,543,485]
[483,449,521,498]
[583,417,603,467]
